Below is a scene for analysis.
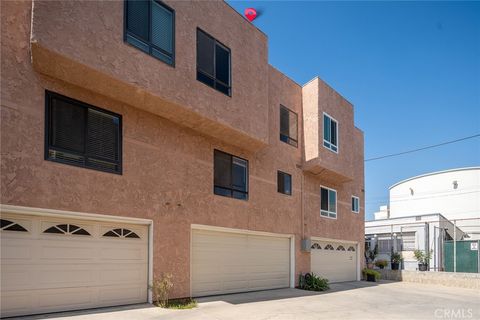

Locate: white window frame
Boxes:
[323,112,339,153]
[320,186,337,219]
[352,196,360,213]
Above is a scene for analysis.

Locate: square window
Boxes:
[125,0,175,66]
[320,187,337,218]
[197,29,231,96]
[277,171,292,195]
[45,91,122,174]
[279,105,298,147]
[214,150,248,200]
[323,113,338,153]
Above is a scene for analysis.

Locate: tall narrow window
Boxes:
[125,0,175,65]
[197,29,231,96]
[279,105,298,147]
[277,171,292,195]
[352,196,360,213]
[323,113,338,152]
[45,91,122,174]
[320,187,337,218]
[214,150,248,200]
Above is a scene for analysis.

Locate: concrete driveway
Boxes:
[13,281,480,320]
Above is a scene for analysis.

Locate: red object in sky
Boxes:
[244,8,257,22]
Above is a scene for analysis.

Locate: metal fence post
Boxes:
[453,220,456,273]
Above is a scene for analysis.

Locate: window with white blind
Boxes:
[320,186,337,219]
[323,113,338,152]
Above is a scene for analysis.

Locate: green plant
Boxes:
[362,268,381,280]
[299,273,329,291]
[413,250,432,264]
[165,298,197,309]
[374,259,388,268]
[391,252,402,263]
[364,243,378,264]
[150,273,174,307]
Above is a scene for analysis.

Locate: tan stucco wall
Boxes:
[1,0,365,298]
[30,0,269,150]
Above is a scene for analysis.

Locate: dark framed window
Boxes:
[323,113,338,152]
[214,150,248,200]
[124,0,175,66]
[277,171,292,195]
[320,186,337,219]
[197,28,231,96]
[45,91,122,174]
[280,105,298,147]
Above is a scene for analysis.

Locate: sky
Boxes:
[227,1,480,220]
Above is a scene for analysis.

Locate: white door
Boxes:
[310,241,357,283]
[191,229,291,296]
[0,214,148,318]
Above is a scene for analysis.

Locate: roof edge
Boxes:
[389,167,480,190]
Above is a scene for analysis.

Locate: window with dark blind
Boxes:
[125,0,175,65]
[277,171,292,195]
[45,91,122,174]
[279,105,298,147]
[214,150,248,200]
[197,29,231,96]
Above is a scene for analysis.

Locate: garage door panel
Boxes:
[192,229,291,296]
[1,242,33,261]
[100,247,145,260]
[41,245,95,260]
[0,214,148,317]
[311,241,357,283]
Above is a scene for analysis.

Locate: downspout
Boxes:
[301,172,305,239]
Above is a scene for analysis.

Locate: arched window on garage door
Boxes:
[0,219,28,232]
[348,246,356,251]
[103,228,140,239]
[336,245,346,251]
[311,243,321,249]
[43,224,90,236]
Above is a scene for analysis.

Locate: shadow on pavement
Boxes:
[8,303,155,320]
[197,280,395,305]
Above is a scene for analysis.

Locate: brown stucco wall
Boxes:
[1,0,364,298]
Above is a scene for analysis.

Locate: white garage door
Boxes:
[310,240,357,283]
[191,229,291,296]
[0,214,148,318]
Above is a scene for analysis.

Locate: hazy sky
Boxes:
[228,1,480,220]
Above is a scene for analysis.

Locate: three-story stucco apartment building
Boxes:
[1,0,364,317]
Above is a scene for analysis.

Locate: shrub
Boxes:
[413,249,432,264]
[374,259,388,268]
[299,272,329,291]
[150,273,174,307]
[362,268,381,280]
[391,252,402,263]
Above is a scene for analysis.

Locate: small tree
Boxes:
[413,249,432,265]
[364,242,378,264]
[150,273,174,307]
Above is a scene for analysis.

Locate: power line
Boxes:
[365,134,480,162]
